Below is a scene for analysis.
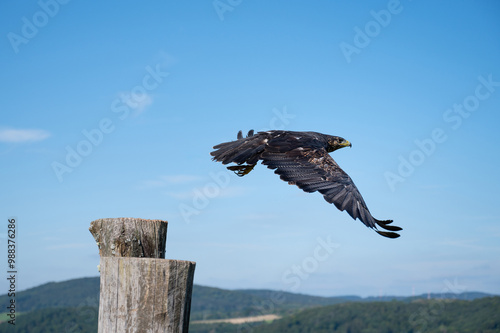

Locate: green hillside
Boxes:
[191,284,274,320]
[4,298,499,333]
[237,289,361,306]
[255,297,500,333]
[0,277,360,321]
[191,286,360,320]
[0,277,100,314]
[0,307,98,333]
[0,277,498,333]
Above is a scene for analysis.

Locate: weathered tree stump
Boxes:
[90,217,196,333]
[89,217,167,258]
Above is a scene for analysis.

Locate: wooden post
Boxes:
[90,217,196,333]
[89,218,168,258]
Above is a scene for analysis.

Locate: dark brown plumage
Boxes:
[210,130,402,238]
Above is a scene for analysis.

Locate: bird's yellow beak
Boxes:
[341,141,352,148]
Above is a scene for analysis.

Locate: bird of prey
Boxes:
[210,130,402,238]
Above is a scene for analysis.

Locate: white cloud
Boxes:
[0,128,51,143]
[439,238,484,250]
[161,174,202,184]
[165,186,246,200]
[119,91,153,115]
[137,174,203,190]
[138,179,167,189]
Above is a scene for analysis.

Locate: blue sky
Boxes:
[1,1,499,298]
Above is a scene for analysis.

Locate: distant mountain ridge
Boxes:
[0,277,100,314]
[0,277,498,333]
[0,276,494,319]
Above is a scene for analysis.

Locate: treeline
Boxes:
[190,285,355,320]
[2,296,499,333]
[253,297,500,333]
[0,277,100,314]
[0,307,98,333]
[1,277,498,332]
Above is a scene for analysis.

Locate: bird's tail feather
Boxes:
[211,130,264,166]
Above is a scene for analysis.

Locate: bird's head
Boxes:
[327,136,352,152]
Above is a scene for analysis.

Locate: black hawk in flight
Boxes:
[210,130,402,238]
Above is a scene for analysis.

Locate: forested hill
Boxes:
[254,297,500,333]
[0,277,498,333]
[0,276,492,318]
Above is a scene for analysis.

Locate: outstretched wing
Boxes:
[260,140,401,238]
